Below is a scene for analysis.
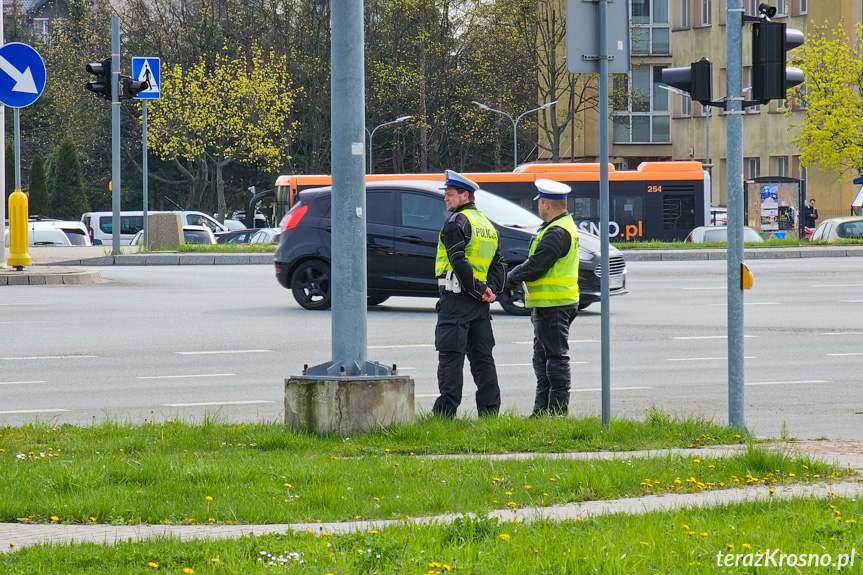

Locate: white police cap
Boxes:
[441,169,479,193]
[533,178,571,201]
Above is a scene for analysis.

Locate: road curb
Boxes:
[0,266,102,286]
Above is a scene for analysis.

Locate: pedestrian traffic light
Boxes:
[85,58,112,101]
[661,57,713,105]
[122,76,149,99]
[751,20,804,103]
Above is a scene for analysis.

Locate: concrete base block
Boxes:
[285,376,414,435]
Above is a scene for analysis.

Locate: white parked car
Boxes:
[83,211,240,245]
[249,227,281,244]
[130,225,217,246]
[5,227,72,247]
[29,220,92,246]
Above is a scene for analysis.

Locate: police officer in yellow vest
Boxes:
[433,170,506,418]
[507,179,580,417]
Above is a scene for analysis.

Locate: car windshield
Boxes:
[474,190,543,228]
[703,229,727,242]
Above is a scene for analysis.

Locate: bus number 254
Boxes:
[647,185,662,193]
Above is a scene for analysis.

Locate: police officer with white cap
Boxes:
[433,169,506,418]
[507,179,580,417]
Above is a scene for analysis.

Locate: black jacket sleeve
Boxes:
[507,225,572,286]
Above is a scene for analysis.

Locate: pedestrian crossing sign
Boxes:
[131,57,160,100]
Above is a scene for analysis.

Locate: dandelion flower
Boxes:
[183,569,195,574]
[499,534,511,541]
[742,543,752,550]
[210,558,219,563]
[284,483,292,488]
[322,532,332,536]
[148,562,159,568]
[50,516,59,522]
[205,496,213,501]
[700,532,708,537]
[369,530,379,534]
[640,541,649,546]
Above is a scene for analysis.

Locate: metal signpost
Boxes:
[565,0,630,425]
[0,42,47,266]
[132,57,161,247]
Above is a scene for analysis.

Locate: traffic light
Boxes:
[122,76,149,99]
[661,57,713,105]
[752,20,804,103]
[85,58,112,100]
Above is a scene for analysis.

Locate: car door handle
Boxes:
[402,235,423,244]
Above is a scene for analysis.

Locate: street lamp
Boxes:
[472,100,558,169]
[365,115,412,174]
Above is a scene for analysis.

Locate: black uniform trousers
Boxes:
[531,303,579,415]
[433,291,501,417]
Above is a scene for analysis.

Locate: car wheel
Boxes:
[367,295,390,306]
[498,287,531,316]
[291,260,332,310]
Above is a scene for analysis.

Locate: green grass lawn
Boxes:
[2,497,861,574]
[0,413,845,526]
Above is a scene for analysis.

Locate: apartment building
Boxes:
[550,0,860,216]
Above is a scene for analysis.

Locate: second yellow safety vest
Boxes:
[524,215,580,308]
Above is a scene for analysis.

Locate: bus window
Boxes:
[572,197,596,221]
[612,196,643,227]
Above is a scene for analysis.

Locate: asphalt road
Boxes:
[1,258,861,440]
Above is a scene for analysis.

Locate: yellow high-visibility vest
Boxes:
[435,209,498,282]
[524,216,580,308]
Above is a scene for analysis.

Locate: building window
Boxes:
[701,0,711,26]
[613,65,671,144]
[745,68,759,114]
[775,0,788,17]
[632,0,670,55]
[32,18,50,43]
[800,0,807,14]
[680,93,691,117]
[680,0,690,28]
[747,157,761,179]
[775,156,788,177]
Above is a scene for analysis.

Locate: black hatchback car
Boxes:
[274,180,626,315]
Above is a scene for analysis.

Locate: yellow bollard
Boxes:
[8,189,32,269]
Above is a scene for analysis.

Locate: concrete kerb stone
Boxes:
[114,255,148,266]
[1,447,861,553]
[140,255,180,265]
[176,255,217,265]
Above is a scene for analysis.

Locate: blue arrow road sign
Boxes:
[0,43,46,108]
[132,57,160,99]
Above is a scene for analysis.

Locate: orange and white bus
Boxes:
[273,161,710,241]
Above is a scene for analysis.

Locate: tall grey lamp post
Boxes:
[472,100,558,169]
[366,115,412,174]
